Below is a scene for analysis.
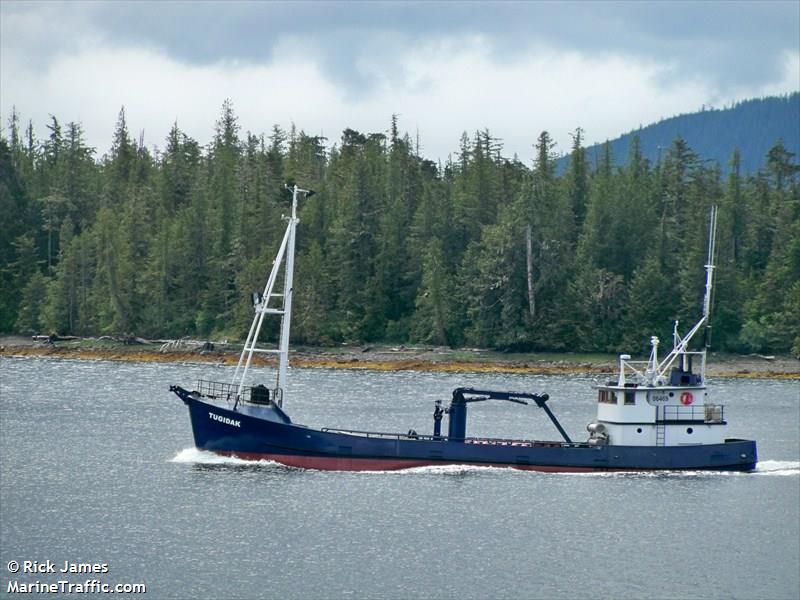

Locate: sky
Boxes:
[1,0,798,163]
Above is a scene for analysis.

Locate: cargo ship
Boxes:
[170,188,757,472]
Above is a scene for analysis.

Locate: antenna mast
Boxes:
[230,184,311,408]
[276,184,307,403]
[702,204,718,349]
[652,205,719,382]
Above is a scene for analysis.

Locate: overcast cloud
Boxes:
[1,0,798,162]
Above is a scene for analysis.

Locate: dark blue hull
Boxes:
[175,390,757,472]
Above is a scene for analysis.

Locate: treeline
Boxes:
[1,102,798,356]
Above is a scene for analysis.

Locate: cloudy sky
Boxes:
[2,1,798,162]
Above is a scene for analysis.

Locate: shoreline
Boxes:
[1,336,798,380]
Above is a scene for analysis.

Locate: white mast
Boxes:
[230,184,311,408]
[616,206,719,387]
[654,205,718,380]
[276,184,305,405]
[702,205,718,339]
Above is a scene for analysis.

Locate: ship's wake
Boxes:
[368,464,512,476]
[170,447,283,468]
[170,448,799,477]
[169,449,512,474]
[564,459,800,478]
[753,460,800,476]
[393,460,800,477]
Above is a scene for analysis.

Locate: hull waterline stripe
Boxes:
[207,449,756,473]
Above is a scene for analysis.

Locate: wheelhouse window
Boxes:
[598,389,617,404]
[624,390,636,405]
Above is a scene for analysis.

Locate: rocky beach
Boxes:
[1,335,797,380]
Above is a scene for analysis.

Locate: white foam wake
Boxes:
[169,448,799,476]
[755,460,800,476]
[366,464,516,476]
[170,447,281,466]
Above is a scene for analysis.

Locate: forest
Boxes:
[1,102,798,357]
[568,93,800,176]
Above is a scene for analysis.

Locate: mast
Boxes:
[702,204,718,349]
[230,184,311,408]
[653,205,718,381]
[275,184,305,405]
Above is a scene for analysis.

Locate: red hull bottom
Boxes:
[215,450,633,472]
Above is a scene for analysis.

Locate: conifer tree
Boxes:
[517,131,575,347]
[740,142,800,351]
[0,137,35,330]
[412,238,457,346]
[565,127,589,235]
[15,270,47,334]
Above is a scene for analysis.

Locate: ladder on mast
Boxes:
[229,184,312,408]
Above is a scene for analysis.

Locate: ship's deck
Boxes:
[319,427,590,448]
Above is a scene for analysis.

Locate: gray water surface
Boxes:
[1,357,798,599]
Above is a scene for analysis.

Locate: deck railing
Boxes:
[662,404,725,423]
[195,379,250,403]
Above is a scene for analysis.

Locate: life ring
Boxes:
[680,392,694,405]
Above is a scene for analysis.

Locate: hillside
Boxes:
[561,93,800,174]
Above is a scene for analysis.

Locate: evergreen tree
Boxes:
[711,150,747,349]
[61,122,98,229]
[451,130,502,256]
[15,270,48,334]
[565,127,589,235]
[367,123,421,341]
[160,122,198,215]
[294,240,335,344]
[326,129,383,340]
[201,99,242,334]
[412,238,458,346]
[42,218,75,333]
[621,255,674,351]
[0,137,35,330]
[91,207,131,333]
[518,131,575,347]
[462,201,530,349]
[106,107,136,205]
[740,142,800,352]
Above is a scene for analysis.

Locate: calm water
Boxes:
[1,356,798,600]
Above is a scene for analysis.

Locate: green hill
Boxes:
[564,93,799,174]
